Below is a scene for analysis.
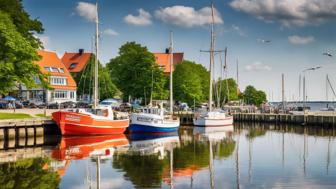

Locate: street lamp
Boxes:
[302,66,322,110]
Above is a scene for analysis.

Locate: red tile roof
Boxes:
[36,50,77,90]
[153,52,184,74]
[61,52,92,73]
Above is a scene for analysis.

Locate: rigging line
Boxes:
[327,75,336,99]
[79,52,92,99]
[218,52,223,108]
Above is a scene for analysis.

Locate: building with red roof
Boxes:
[153,52,184,74]
[19,50,77,103]
[61,49,93,73]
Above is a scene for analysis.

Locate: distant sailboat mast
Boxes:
[209,3,215,112]
[93,1,99,109]
[169,31,174,113]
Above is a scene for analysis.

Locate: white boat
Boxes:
[194,109,233,126]
[129,31,180,133]
[193,4,233,127]
[130,107,180,132]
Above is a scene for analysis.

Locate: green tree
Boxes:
[113,154,168,188]
[0,0,44,48]
[214,78,239,105]
[0,157,60,189]
[173,60,209,105]
[243,85,267,106]
[72,56,120,100]
[0,11,47,95]
[107,42,167,102]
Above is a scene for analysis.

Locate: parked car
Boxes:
[60,101,76,109]
[76,101,91,108]
[119,102,131,112]
[47,103,59,109]
[99,98,120,108]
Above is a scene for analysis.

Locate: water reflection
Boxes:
[0,124,335,188]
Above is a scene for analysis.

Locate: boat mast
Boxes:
[209,3,215,112]
[169,31,174,114]
[93,0,99,109]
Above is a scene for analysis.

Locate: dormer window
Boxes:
[59,68,64,73]
[69,63,77,69]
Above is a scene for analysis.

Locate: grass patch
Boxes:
[0,113,32,120]
[35,114,51,118]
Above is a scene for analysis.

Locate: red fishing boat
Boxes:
[52,107,129,135]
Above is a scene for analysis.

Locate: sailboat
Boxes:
[193,4,233,127]
[52,1,129,135]
[129,31,180,133]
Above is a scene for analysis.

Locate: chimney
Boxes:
[79,49,84,54]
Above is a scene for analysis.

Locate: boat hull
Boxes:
[129,124,179,133]
[52,111,129,135]
[193,116,233,127]
[129,113,180,133]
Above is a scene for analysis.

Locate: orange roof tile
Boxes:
[153,52,183,74]
[36,50,77,90]
[61,52,92,73]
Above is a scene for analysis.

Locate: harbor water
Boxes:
[0,123,335,189]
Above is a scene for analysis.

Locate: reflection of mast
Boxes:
[209,140,214,189]
[170,148,174,189]
[97,156,101,189]
[282,126,285,167]
[86,161,92,189]
[248,138,252,183]
[327,136,331,174]
[236,135,240,189]
[303,127,307,175]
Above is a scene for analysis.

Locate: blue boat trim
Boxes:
[129,124,179,133]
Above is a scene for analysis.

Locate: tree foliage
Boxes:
[242,85,267,106]
[72,55,120,100]
[107,42,168,102]
[0,0,44,48]
[214,78,239,106]
[173,60,209,105]
[0,10,47,95]
[0,157,60,189]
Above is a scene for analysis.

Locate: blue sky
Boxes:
[23,0,336,101]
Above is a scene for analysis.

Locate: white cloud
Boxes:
[124,9,152,26]
[155,6,223,27]
[76,2,97,22]
[230,0,336,27]
[35,35,51,50]
[245,62,271,71]
[288,35,315,45]
[103,28,119,36]
[231,24,246,37]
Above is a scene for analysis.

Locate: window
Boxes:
[33,76,41,84]
[51,67,59,73]
[44,66,52,72]
[54,91,68,99]
[69,63,77,69]
[49,77,67,86]
[70,91,75,99]
[45,66,62,73]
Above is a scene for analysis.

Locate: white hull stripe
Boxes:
[60,122,128,128]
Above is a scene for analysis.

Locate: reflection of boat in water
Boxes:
[193,125,234,189]
[193,125,234,142]
[51,134,129,189]
[129,133,179,158]
[52,134,129,161]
